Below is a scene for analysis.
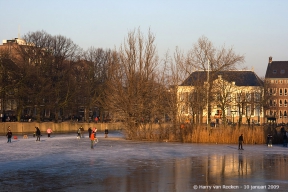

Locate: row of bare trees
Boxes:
[1,29,259,139]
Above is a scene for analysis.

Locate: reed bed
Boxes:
[181,125,271,144]
[129,123,284,144]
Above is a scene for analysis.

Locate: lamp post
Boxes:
[206,59,210,126]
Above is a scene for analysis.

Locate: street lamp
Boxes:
[206,59,210,126]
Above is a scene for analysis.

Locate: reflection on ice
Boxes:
[0,132,287,191]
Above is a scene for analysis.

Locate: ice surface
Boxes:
[0,131,288,191]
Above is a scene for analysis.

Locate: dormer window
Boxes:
[273,70,277,74]
[281,70,285,74]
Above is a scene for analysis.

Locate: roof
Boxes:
[265,61,288,78]
[181,71,263,87]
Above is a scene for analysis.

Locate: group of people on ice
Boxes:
[5,125,108,150]
[77,126,109,149]
[34,127,53,141]
[5,126,53,142]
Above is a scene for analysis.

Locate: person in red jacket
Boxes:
[47,128,52,138]
[90,131,95,149]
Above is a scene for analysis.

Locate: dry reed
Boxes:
[182,125,268,144]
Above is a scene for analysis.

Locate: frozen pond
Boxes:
[0,131,288,191]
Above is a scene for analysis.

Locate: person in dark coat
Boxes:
[105,127,109,138]
[79,126,84,138]
[238,134,244,150]
[35,127,41,141]
[88,127,92,138]
[6,130,12,143]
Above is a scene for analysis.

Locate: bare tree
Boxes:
[183,36,245,124]
[105,28,169,139]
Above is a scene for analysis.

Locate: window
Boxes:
[246,93,251,102]
[273,70,277,74]
[275,80,278,84]
[280,111,283,118]
[269,88,273,96]
[281,70,285,74]
[285,100,287,107]
[280,88,283,96]
[255,105,261,116]
[273,88,277,95]
[254,92,261,102]
[269,99,273,106]
[285,111,287,118]
[280,100,283,107]
[179,92,188,102]
[236,93,241,102]
[246,105,251,116]
[285,89,287,96]
[273,100,276,107]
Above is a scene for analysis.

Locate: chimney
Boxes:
[269,56,272,63]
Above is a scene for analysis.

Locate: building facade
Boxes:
[178,70,264,125]
[265,57,288,124]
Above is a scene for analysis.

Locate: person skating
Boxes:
[35,127,41,141]
[90,131,95,149]
[238,134,244,150]
[6,130,12,143]
[79,126,84,138]
[77,128,81,139]
[105,127,109,138]
[267,134,273,147]
[47,128,52,138]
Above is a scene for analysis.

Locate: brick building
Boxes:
[265,56,288,123]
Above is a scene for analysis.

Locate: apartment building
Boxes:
[265,57,288,123]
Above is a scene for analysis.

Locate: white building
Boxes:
[178,70,264,125]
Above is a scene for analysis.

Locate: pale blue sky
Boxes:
[1,0,288,77]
